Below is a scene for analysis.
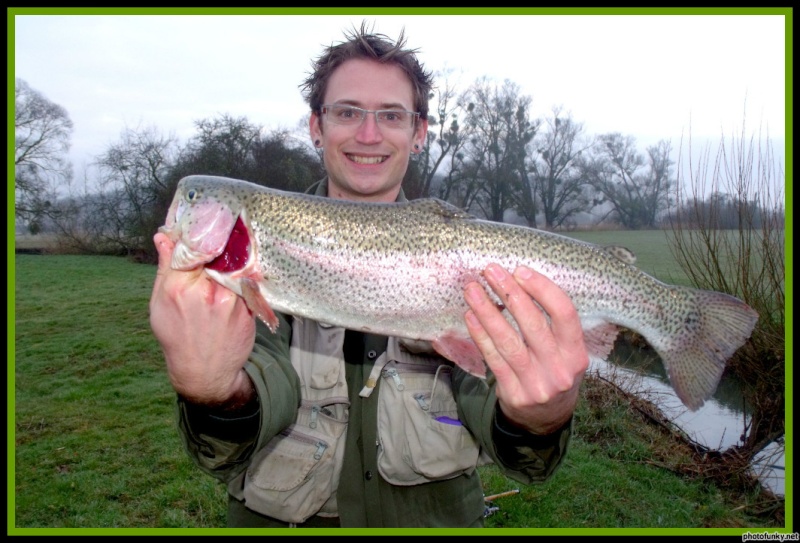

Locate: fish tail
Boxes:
[657,289,759,410]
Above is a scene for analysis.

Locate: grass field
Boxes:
[10,236,783,531]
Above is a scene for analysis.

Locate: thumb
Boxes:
[153,232,175,273]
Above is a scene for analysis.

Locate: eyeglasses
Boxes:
[321,104,420,129]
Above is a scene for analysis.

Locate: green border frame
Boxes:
[7,6,793,537]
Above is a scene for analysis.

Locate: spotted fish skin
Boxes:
[159,175,759,410]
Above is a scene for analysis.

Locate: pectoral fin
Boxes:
[432,332,487,378]
[240,276,280,333]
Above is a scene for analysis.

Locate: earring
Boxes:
[315,139,321,147]
[414,144,420,150]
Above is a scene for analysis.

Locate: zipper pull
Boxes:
[310,405,320,429]
[414,393,430,411]
[385,368,405,391]
[313,441,328,460]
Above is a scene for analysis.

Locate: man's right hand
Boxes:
[149,232,257,409]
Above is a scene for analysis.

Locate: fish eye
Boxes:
[186,189,199,202]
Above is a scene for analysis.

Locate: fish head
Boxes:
[159,176,247,271]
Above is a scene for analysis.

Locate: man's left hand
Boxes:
[464,263,589,435]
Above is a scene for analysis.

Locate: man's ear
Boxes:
[309,111,323,142]
[413,118,429,151]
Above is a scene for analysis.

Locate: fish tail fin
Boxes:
[658,289,759,410]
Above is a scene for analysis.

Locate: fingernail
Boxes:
[485,264,506,282]
[465,283,483,303]
[514,266,534,281]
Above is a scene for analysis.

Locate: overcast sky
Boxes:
[13,11,787,174]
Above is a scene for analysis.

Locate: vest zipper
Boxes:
[279,427,330,460]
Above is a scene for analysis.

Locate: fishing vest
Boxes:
[234,317,484,524]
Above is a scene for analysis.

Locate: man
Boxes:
[149,24,588,528]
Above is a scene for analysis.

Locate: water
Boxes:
[591,338,785,497]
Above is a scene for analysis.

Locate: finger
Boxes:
[463,281,525,381]
[512,266,584,347]
[480,264,555,362]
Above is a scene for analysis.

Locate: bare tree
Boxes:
[458,77,536,221]
[583,133,673,229]
[525,107,592,229]
[14,78,74,228]
[409,69,469,199]
[184,114,262,179]
[90,124,179,254]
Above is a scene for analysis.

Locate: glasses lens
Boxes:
[328,105,363,124]
[376,110,412,127]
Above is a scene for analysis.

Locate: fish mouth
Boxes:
[346,153,388,165]
[205,215,251,273]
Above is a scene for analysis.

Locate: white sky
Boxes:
[12,11,788,174]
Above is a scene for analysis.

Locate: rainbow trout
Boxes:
[159,175,759,410]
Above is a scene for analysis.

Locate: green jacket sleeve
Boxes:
[176,314,301,483]
[451,367,571,485]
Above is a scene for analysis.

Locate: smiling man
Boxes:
[149,22,587,528]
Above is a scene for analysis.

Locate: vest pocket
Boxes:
[377,361,481,486]
[242,403,347,523]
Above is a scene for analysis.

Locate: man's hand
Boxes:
[464,264,589,435]
[149,232,256,408]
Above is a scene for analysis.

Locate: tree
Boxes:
[174,113,323,193]
[525,107,593,229]
[90,124,180,255]
[582,133,674,229]
[249,129,325,193]
[183,114,262,179]
[458,78,536,221]
[14,78,74,227]
[410,69,469,199]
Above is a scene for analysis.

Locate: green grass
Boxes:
[479,376,774,529]
[11,249,782,530]
[12,255,227,529]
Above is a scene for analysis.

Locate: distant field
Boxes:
[14,234,60,251]
[556,229,693,286]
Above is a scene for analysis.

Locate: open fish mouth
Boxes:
[206,216,251,273]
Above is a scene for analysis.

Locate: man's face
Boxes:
[309,58,428,202]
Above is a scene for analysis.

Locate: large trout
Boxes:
[159,175,759,410]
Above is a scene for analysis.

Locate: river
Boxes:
[591,337,785,497]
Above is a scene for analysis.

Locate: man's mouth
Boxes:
[346,154,388,165]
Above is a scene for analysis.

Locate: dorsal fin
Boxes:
[603,245,637,265]
[407,198,476,221]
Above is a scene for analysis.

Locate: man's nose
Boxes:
[355,112,383,143]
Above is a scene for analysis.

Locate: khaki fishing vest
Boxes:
[232,318,484,524]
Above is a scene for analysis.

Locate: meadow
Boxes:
[11,231,782,532]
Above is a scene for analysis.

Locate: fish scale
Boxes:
[160,175,759,410]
